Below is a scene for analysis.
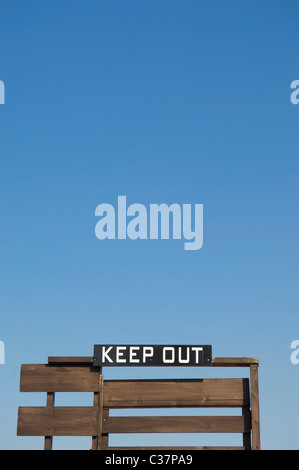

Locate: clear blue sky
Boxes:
[0,0,298,449]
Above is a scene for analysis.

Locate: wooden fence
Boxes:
[17,356,260,450]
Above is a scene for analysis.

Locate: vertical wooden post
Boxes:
[250,364,261,450]
[44,392,55,450]
[101,408,109,450]
[92,390,99,450]
[92,368,103,450]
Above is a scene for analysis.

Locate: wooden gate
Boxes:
[17,355,260,450]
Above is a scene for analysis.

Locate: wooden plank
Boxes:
[103,416,248,434]
[91,372,103,450]
[92,392,100,450]
[94,375,104,450]
[250,364,261,450]
[17,407,97,436]
[103,379,249,408]
[20,364,101,392]
[212,357,259,367]
[44,392,55,450]
[101,408,109,450]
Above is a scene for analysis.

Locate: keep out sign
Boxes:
[93,344,212,367]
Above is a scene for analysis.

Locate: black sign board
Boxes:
[93,344,212,367]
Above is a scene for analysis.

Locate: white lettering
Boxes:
[191,346,203,363]
[116,346,126,363]
[178,347,190,363]
[163,347,175,363]
[102,346,113,363]
[105,455,139,467]
[143,346,154,363]
[129,346,140,363]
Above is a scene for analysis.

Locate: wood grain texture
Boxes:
[103,416,248,434]
[17,407,97,436]
[44,392,55,450]
[103,378,249,408]
[250,364,261,450]
[94,374,104,450]
[212,357,259,367]
[20,364,101,392]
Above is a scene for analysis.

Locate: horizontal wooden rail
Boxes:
[17,406,97,436]
[20,364,101,392]
[103,378,249,408]
[212,357,259,367]
[103,416,249,434]
[17,409,249,436]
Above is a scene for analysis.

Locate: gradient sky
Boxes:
[0,0,299,449]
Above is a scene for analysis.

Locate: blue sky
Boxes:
[0,0,298,449]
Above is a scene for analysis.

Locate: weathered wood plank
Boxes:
[17,407,97,436]
[44,392,55,450]
[92,391,100,450]
[20,364,101,392]
[101,408,109,450]
[94,375,104,450]
[250,364,261,450]
[103,379,249,408]
[103,416,248,434]
[212,357,259,367]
